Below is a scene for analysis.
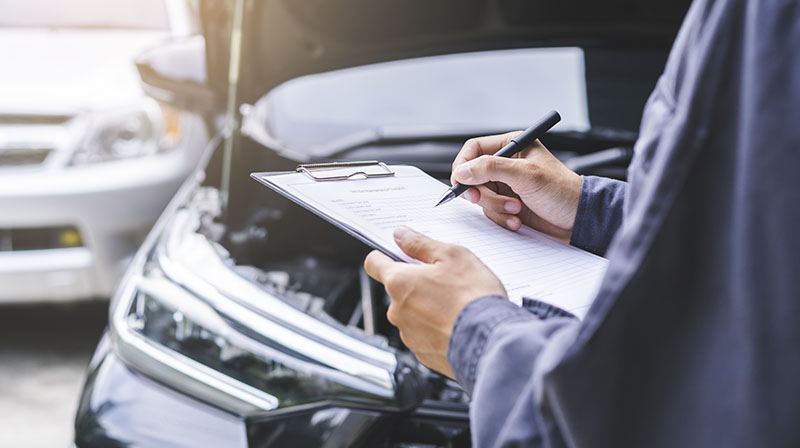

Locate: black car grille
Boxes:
[0,226,84,252]
[0,148,53,167]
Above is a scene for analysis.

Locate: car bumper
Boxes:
[0,142,203,303]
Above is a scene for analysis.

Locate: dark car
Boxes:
[74,1,691,446]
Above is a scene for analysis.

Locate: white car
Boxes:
[0,0,208,302]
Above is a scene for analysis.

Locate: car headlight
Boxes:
[71,100,183,165]
[109,202,420,415]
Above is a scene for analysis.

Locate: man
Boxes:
[364,0,800,446]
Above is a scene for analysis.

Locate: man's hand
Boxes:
[452,132,583,242]
[364,226,506,378]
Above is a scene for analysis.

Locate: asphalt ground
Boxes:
[0,301,108,447]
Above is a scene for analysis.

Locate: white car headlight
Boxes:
[72,100,183,165]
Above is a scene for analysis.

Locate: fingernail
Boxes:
[393,226,411,242]
[453,164,472,182]
[506,218,518,229]
[504,201,519,213]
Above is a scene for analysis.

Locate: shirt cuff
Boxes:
[447,296,535,394]
[570,175,627,256]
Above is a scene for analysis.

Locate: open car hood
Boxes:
[199,0,691,104]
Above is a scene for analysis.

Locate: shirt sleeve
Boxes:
[569,175,628,256]
[448,296,580,447]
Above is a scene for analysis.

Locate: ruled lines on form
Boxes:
[270,165,608,319]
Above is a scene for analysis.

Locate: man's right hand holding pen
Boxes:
[450,131,584,243]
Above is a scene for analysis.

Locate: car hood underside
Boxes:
[198,0,691,104]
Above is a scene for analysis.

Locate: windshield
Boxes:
[0,0,169,29]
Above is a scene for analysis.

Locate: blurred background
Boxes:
[0,0,205,445]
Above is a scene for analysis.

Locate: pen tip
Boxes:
[435,191,454,207]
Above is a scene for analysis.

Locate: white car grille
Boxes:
[0,113,73,167]
[0,147,53,166]
[0,113,72,126]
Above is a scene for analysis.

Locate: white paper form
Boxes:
[255,165,607,319]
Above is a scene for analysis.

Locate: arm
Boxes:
[570,176,627,256]
[364,228,581,447]
[364,134,623,446]
[449,297,578,447]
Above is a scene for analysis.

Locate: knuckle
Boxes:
[454,245,470,257]
[487,156,500,175]
[397,329,410,347]
[363,252,377,271]
[440,245,457,258]
[522,158,539,172]
[405,238,423,255]
[386,305,399,325]
[382,269,398,286]
[469,155,488,176]
[523,159,542,180]
[443,244,465,258]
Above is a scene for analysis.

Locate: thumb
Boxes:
[393,226,446,264]
[363,249,397,284]
[452,155,529,189]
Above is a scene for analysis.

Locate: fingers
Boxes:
[451,132,520,184]
[463,187,480,203]
[393,226,448,264]
[461,185,522,231]
[484,209,522,231]
[365,249,418,304]
[469,185,522,213]
[452,155,533,189]
[363,250,397,284]
[365,227,454,282]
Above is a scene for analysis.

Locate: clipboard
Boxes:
[251,161,406,261]
[250,160,608,318]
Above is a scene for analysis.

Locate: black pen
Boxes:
[435,110,561,207]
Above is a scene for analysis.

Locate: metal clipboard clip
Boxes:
[296,160,395,182]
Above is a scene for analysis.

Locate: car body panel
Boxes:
[0,28,167,113]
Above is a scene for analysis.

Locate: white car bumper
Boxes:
[0,130,206,303]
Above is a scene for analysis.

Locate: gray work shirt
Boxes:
[447,0,800,446]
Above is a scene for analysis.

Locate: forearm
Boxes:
[448,296,580,447]
[570,176,628,255]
